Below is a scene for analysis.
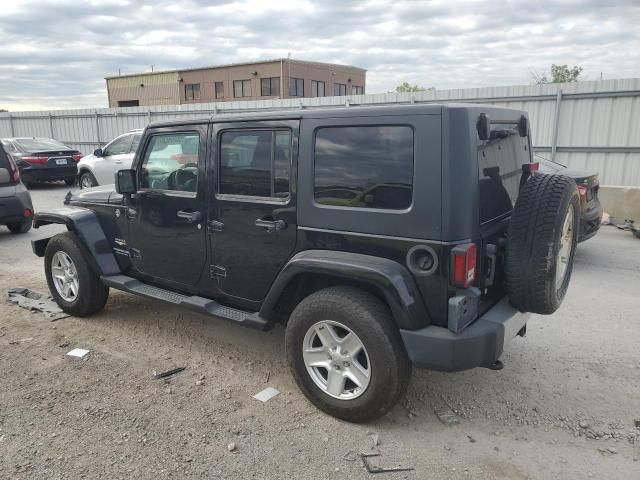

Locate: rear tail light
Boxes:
[23,156,49,164]
[451,243,477,288]
[525,162,539,173]
[577,184,587,205]
[72,154,83,162]
[23,208,32,218]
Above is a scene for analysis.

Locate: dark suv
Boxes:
[32,105,580,422]
[0,142,33,234]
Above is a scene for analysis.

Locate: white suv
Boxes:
[77,129,143,188]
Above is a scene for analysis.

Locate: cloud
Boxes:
[0,0,638,110]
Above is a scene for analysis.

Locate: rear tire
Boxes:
[44,232,109,316]
[506,174,580,314]
[285,286,411,422]
[7,220,32,234]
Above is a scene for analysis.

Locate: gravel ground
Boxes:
[1,183,639,479]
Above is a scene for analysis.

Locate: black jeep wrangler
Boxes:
[32,105,579,422]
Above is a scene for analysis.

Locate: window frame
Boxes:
[352,85,364,95]
[311,80,325,97]
[215,81,224,99]
[260,77,280,97]
[216,127,293,204]
[137,130,202,197]
[233,79,252,98]
[184,83,201,101]
[312,124,416,212]
[288,77,304,97]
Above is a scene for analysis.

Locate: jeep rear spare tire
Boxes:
[506,173,580,314]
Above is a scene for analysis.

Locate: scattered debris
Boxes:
[227,442,237,452]
[66,348,90,359]
[467,435,477,443]
[195,380,204,386]
[634,419,640,429]
[6,287,69,321]
[58,341,70,348]
[601,212,612,225]
[434,403,460,426]
[608,447,618,454]
[368,432,380,448]
[8,337,33,345]
[342,450,359,462]
[579,421,590,429]
[360,453,414,474]
[253,387,280,403]
[153,367,186,380]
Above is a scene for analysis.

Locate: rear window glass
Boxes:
[15,138,69,151]
[478,124,530,223]
[314,126,414,210]
[0,143,10,169]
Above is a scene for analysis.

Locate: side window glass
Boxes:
[130,134,142,154]
[2,140,18,154]
[314,126,414,210]
[219,129,291,199]
[104,135,132,156]
[140,133,199,192]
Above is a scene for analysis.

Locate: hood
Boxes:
[66,184,123,205]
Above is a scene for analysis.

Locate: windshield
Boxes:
[15,137,70,151]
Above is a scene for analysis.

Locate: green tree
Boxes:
[532,64,583,84]
[394,82,431,92]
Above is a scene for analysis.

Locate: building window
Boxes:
[118,100,139,107]
[311,80,325,97]
[185,83,201,101]
[215,82,224,99]
[352,85,364,95]
[289,77,304,97]
[233,79,252,98]
[261,77,280,96]
[314,126,414,210]
[219,129,291,199]
[334,83,347,96]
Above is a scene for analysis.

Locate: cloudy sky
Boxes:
[0,0,639,111]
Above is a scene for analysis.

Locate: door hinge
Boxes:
[207,220,224,233]
[210,264,226,279]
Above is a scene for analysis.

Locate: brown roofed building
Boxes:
[105,59,366,108]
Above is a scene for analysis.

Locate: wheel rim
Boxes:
[80,175,93,188]
[51,251,79,302]
[555,204,575,289]
[302,320,371,400]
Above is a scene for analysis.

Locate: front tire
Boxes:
[285,286,411,422]
[7,220,32,234]
[79,171,97,189]
[44,232,109,316]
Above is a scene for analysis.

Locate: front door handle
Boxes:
[177,210,202,223]
[254,218,287,232]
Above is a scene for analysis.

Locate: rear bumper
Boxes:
[399,297,530,372]
[20,165,77,182]
[578,201,603,242]
[0,184,33,224]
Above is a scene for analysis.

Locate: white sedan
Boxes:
[77,129,143,188]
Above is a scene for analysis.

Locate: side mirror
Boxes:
[93,148,103,157]
[477,113,491,141]
[0,167,10,184]
[518,115,529,137]
[115,169,136,194]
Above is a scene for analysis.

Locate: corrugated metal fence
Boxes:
[1,77,639,186]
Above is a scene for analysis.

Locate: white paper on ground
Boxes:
[66,348,90,359]
[253,387,280,402]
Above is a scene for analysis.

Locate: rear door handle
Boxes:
[254,218,287,232]
[177,210,202,223]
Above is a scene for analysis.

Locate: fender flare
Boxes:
[260,250,430,329]
[32,207,120,276]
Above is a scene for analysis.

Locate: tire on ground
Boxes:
[285,286,411,422]
[506,173,580,314]
[44,232,109,316]
[7,220,32,234]
[79,171,97,189]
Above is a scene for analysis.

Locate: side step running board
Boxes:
[101,274,268,330]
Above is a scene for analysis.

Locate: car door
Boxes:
[127,125,208,288]
[94,134,133,185]
[208,120,298,304]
